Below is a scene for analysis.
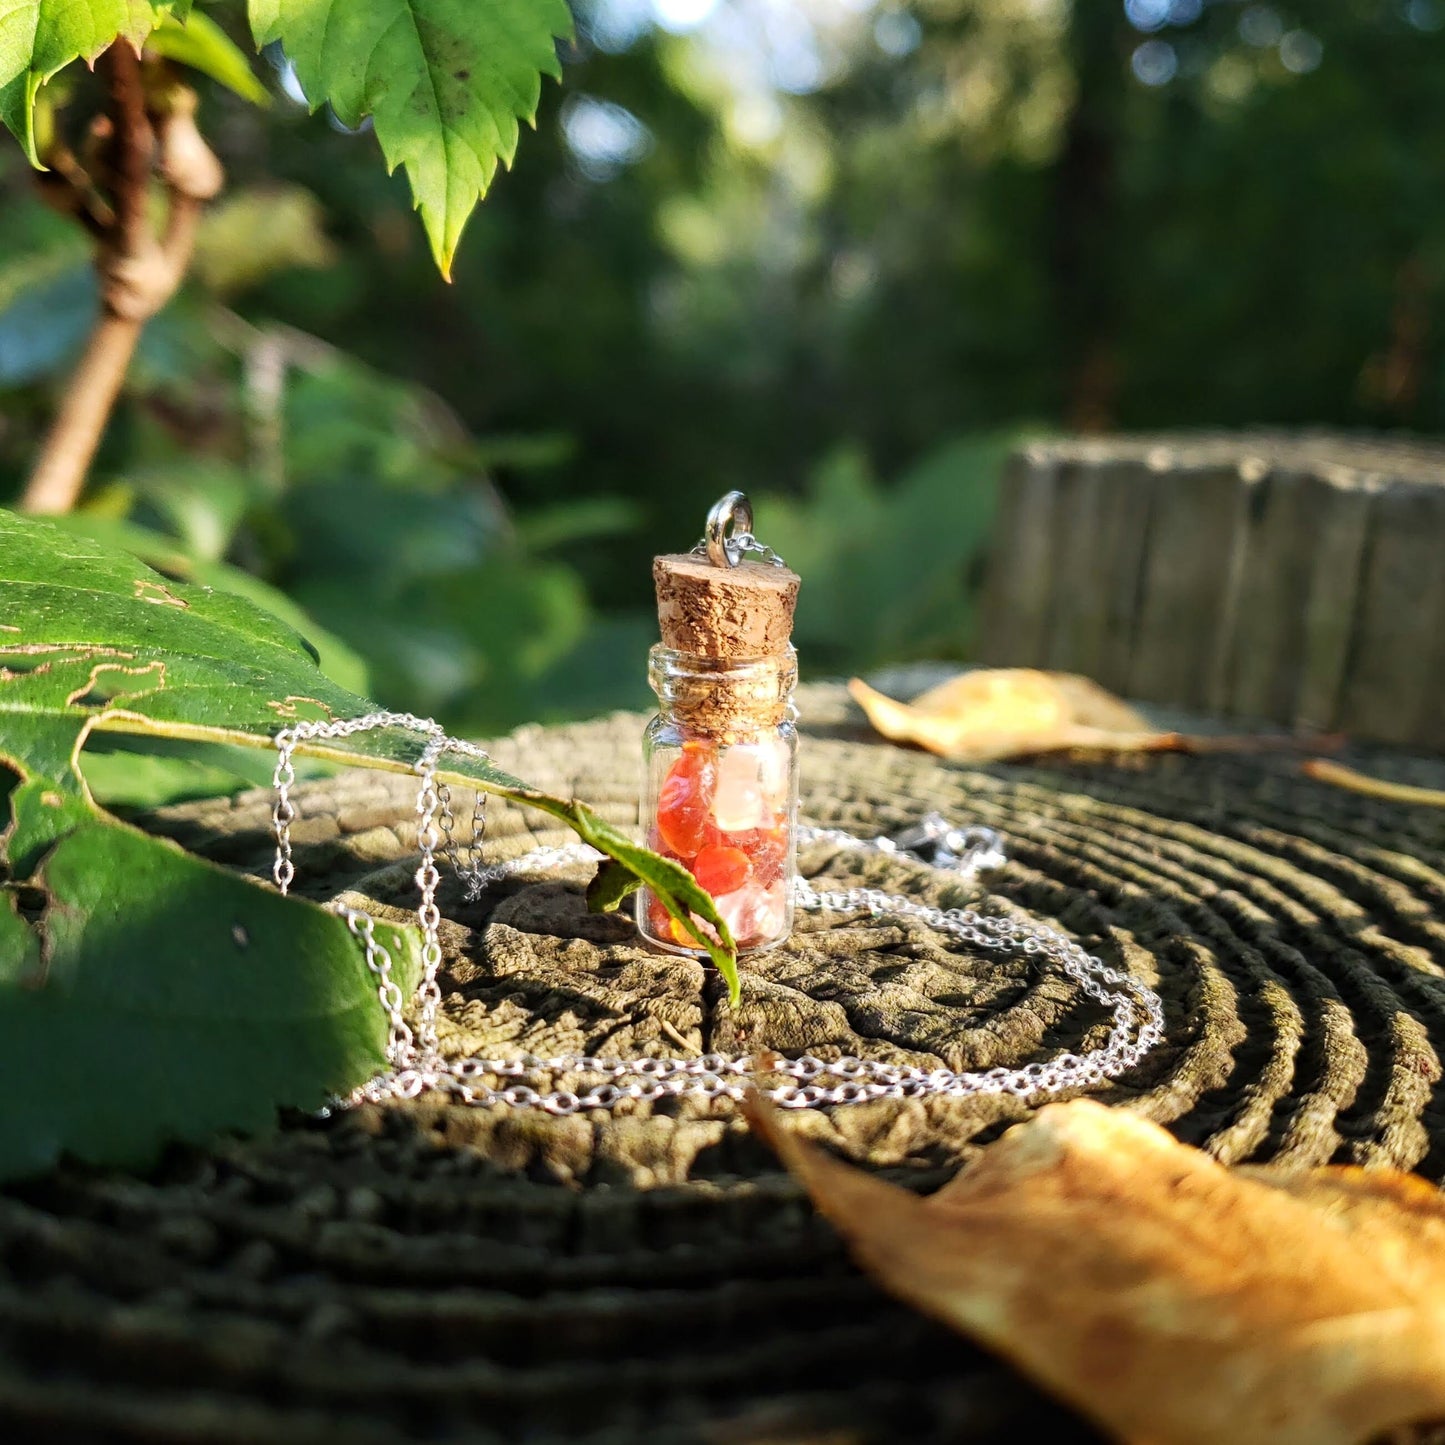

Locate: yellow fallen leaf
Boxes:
[848,669,1177,762]
[747,1096,1445,1445]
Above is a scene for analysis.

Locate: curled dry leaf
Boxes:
[848,669,1176,762]
[746,1096,1445,1445]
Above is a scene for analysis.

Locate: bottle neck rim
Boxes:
[648,642,797,679]
[648,643,797,731]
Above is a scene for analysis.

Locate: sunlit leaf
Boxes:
[850,668,1332,763]
[147,9,270,107]
[121,0,174,47]
[0,1,171,164]
[247,0,573,276]
[46,511,370,694]
[849,668,1175,762]
[0,509,737,1179]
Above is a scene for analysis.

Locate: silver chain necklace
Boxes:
[271,712,1165,1115]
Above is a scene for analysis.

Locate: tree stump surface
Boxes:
[977,432,1445,748]
[5,680,1445,1444]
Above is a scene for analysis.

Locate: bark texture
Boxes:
[977,433,1445,748]
[4,683,1445,1444]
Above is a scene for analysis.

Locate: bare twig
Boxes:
[22,315,147,514]
[32,143,115,237]
[659,1019,701,1057]
[1303,758,1445,806]
[20,47,222,516]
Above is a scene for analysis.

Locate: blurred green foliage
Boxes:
[753,435,1010,675]
[3,0,1444,773]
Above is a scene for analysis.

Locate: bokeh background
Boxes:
[4,0,1444,747]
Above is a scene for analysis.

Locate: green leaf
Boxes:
[192,184,335,294]
[45,511,371,695]
[580,851,727,972]
[0,509,738,1175]
[247,0,573,276]
[585,857,641,913]
[516,496,643,552]
[121,0,172,47]
[0,1,170,165]
[0,821,420,1178]
[78,733,303,809]
[147,9,270,106]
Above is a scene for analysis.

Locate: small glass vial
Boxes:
[637,498,802,956]
[638,647,799,954]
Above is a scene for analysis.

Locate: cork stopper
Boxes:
[653,553,800,660]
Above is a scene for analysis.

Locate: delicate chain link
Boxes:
[438,778,488,899]
[272,713,1165,1116]
[689,532,787,568]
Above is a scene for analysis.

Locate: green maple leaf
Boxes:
[248,0,573,277]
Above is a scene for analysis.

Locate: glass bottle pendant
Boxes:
[638,650,799,954]
[637,494,801,956]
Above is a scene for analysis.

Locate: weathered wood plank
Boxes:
[976,448,1060,668]
[1337,481,1445,745]
[1092,455,1157,696]
[1127,457,1246,711]
[1294,472,1376,734]
[1217,464,1320,724]
[982,434,1445,747]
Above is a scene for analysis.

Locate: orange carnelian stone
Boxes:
[692,844,752,896]
[655,745,717,857]
[646,892,703,947]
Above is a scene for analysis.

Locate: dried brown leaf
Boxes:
[747,1096,1445,1445]
[848,669,1177,762]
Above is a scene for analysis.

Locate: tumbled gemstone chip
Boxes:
[711,746,768,831]
[713,879,789,946]
[692,844,752,896]
[646,735,792,951]
[732,821,789,885]
[646,892,698,946]
[655,745,717,856]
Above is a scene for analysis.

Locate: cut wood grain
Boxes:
[5,693,1445,1444]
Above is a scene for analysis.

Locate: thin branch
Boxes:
[106,43,153,257]
[20,56,221,517]
[21,45,155,516]
[32,143,114,238]
[1303,758,1445,806]
[21,316,148,515]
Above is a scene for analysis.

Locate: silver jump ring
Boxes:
[705,491,752,568]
